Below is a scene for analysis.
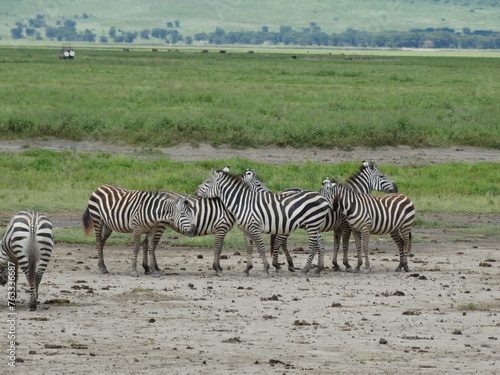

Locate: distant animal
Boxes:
[152,48,158,52]
[0,210,53,311]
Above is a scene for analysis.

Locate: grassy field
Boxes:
[0,47,499,150]
[1,0,500,42]
[0,149,498,246]
[0,46,498,247]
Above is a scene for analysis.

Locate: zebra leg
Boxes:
[341,226,353,272]
[244,234,254,276]
[95,224,112,274]
[131,231,142,277]
[299,232,324,277]
[271,234,281,271]
[212,230,228,276]
[311,233,325,277]
[352,230,363,273]
[360,229,371,273]
[281,238,296,272]
[249,232,270,277]
[332,229,341,271]
[392,230,411,272]
[150,225,168,276]
[142,236,151,274]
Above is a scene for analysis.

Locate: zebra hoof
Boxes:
[297,272,307,278]
[288,266,296,272]
[98,268,108,274]
[29,305,37,311]
[131,271,139,277]
[345,267,354,273]
[150,272,161,278]
[360,268,370,274]
[261,272,270,278]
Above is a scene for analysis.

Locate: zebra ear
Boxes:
[362,160,369,168]
[222,165,230,173]
[211,168,218,177]
[369,161,376,169]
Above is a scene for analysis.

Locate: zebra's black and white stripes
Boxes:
[82,184,197,276]
[196,169,330,277]
[332,184,415,272]
[0,210,53,311]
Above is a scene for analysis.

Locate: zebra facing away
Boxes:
[0,210,53,311]
[332,183,415,273]
[82,184,197,277]
[196,169,330,277]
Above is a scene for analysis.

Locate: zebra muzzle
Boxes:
[187,225,197,237]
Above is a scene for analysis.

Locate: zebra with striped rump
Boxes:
[196,169,330,277]
[137,168,271,277]
[82,184,197,276]
[0,210,53,311]
[331,183,415,272]
[256,161,398,272]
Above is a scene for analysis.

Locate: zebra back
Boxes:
[83,184,196,236]
[0,210,53,310]
[197,169,330,234]
[333,184,415,235]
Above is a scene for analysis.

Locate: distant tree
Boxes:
[152,28,167,39]
[280,25,292,34]
[214,27,226,37]
[11,25,23,39]
[174,20,180,28]
[167,22,173,28]
[109,26,116,38]
[82,13,89,19]
[99,35,108,43]
[185,36,193,44]
[462,27,472,35]
[140,29,150,39]
[262,26,269,33]
[25,28,36,36]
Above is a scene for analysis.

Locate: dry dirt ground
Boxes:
[1,140,499,375]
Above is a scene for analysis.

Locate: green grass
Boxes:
[0,47,499,150]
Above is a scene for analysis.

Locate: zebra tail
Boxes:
[408,231,412,253]
[270,234,276,256]
[82,207,94,236]
[28,222,37,291]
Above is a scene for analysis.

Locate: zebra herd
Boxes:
[0,160,416,310]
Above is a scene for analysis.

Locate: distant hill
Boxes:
[1,0,499,46]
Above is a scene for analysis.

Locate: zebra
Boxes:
[331,183,415,273]
[82,184,197,277]
[0,210,53,311]
[252,161,398,272]
[135,168,271,278]
[196,168,330,277]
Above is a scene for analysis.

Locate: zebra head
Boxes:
[196,168,223,198]
[319,177,332,196]
[347,161,398,193]
[174,197,197,237]
[242,169,270,193]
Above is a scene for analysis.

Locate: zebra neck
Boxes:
[345,174,370,194]
[218,184,252,215]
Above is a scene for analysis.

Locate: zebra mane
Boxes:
[344,160,374,184]
[218,169,253,191]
